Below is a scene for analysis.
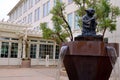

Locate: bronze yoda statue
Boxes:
[82,8,97,36]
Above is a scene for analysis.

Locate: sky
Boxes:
[0,0,19,21]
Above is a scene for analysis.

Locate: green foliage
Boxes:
[40,0,120,42]
[73,0,120,37]
[40,0,72,43]
[40,23,53,39]
[40,22,69,44]
[51,0,73,41]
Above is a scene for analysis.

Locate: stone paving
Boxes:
[0,67,119,80]
[0,67,68,80]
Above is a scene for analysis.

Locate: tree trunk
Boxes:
[103,27,107,38]
[60,7,73,41]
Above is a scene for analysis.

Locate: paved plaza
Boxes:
[0,66,119,80]
[0,67,68,80]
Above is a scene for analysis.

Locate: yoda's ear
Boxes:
[85,10,89,13]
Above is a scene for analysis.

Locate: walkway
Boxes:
[0,67,68,80]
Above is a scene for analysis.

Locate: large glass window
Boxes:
[15,9,18,20]
[68,13,73,28]
[39,44,53,59]
[34,7,40,22]
[11,43,18,58]
[23,16,27,23]
[55,45,60,59]
[43,1,50,17]
[18,5,22,17]
[30,44,37,58]
[35,0,40,4]
[28,0,33,9]
[74,13,80,30]
[0,37,10,40]
[0,42,9,58]
[68,0,73,4]
[28,12,32,23]
[23,0,27,13]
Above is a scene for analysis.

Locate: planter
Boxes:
[21,59,31,68]
[61,36,119,80]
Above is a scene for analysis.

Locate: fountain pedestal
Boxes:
[62,36,119,80]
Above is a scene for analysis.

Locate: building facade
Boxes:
[5,0,120,79]
[0,21,59,66]
[8,0,81,37]
[7,0,120,67]
[7,0,120,42]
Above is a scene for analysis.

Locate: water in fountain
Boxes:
[106,46,119,80]
[56,46,68,80]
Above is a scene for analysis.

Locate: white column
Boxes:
[36,44,39,59]
[18,39,22,58]
[0,42,2,56]
[27,41,31,58]
[22,28,27,59]
[8,41,11,58]
[8,41,11,65]
[53,42,56,60]
[22,40,26,58]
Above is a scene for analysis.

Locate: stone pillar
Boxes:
[18,39,22,58]
[22,28,28,59]
[8,40,11,65]
[36,44,39,59]
[0,42,2,56]
[22,34,27,58]
[53,42,56,65]
[53,42,56,60]
[22,40,26,58]
[27,40,31,58]
[8,41,11,58]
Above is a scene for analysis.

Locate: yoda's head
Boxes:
[85,8,95,17]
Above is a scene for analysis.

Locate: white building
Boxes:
[5,0,120,67]
[8,0,81,37]
[0,21,59,66]
[7,0,120,42]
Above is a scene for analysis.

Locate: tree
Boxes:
[50,0,73,41]
[40,0,72,44]
[73,0,120,37]
[40,0,120,43]
[40,22,69,44]
[40,23,53,39]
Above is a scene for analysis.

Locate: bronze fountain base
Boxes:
[61,36,119,80]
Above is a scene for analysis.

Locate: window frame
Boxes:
[30,44,37,58]
[10,43,18,58]
[34,7,40,22]
[43,1,50,17]
[67,12,73,28]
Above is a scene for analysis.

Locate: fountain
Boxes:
[58,8,119,80]
[59,36,119,80]
[56,46,68,80]
[106,46,120,80]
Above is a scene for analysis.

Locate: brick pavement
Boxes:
[0,67,68,80]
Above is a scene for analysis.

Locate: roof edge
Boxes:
[7,0,23,15]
